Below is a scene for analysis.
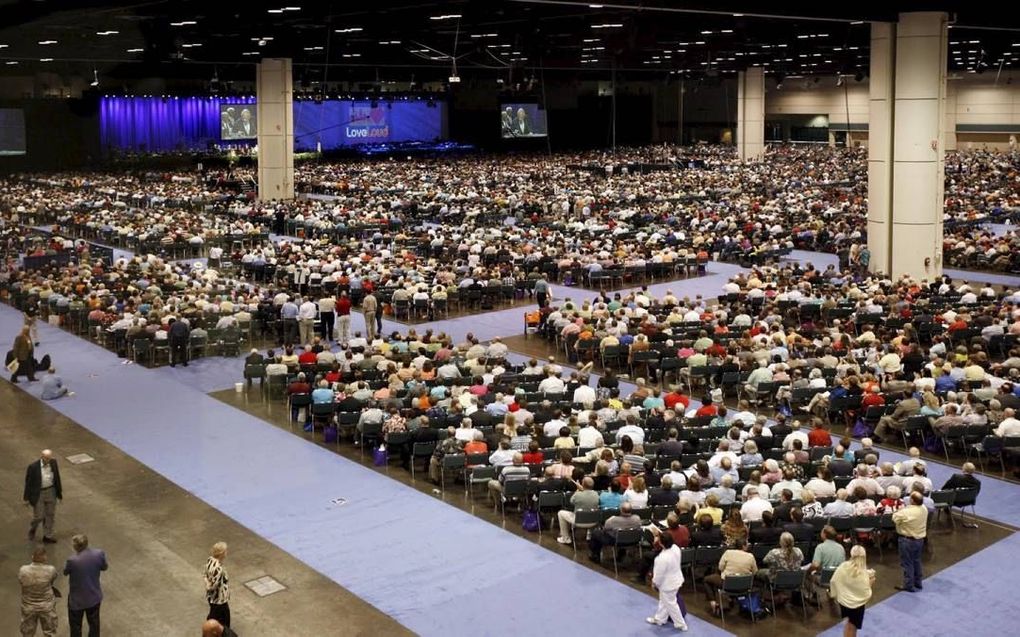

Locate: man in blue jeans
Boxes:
[892,492,928,592]
[64,533,108,636]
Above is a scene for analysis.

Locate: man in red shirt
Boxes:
[287,372,312,421]
[298,347,318,366]
[807,418,833,447]
[335,292,353,344]
[664,389,690,411]
[694,396,718,418]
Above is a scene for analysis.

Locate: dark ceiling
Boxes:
[0,0,1016,85]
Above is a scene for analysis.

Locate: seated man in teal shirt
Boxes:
[599,478,626,510]
[311,380,335,404]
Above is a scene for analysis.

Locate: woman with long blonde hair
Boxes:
[829,545,875,637]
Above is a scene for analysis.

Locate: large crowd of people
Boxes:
[4,142,1019,632]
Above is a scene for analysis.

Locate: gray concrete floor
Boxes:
[0,381,412,637]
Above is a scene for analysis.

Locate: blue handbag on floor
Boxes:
[738,592,768,619]
[522,509,540,532]
[323,426,338,444]
[373,446,389,466]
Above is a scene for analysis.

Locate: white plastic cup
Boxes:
[235,382,244,393]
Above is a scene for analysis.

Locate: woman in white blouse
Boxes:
[623,475,650,509]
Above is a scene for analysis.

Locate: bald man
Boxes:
[202,619,224,637]
[24,450,62,543]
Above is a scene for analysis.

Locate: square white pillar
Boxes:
[256,58,294,201]
[890,12,947,281]
[737,68,765,162]
[867,21,895,275]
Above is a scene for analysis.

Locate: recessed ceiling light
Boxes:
[335,27,363,33]
[0,44,7,49]
[40,58,53,62]
[268,8,283,13]
[170,21,197,27]
[5,61,17,65]
[127,48,144,52]
[38,40,57,45]
[96,31,119,36]
[589,3,604,7]
[429,14,461,20]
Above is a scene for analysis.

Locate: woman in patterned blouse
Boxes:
[204,542,231,628]
[761,532,804,583]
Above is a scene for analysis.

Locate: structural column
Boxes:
[736,67,765,161]
[867,22,895,275]
[890,12,948,280]
[943,81,958,151]
[256,58,294,201]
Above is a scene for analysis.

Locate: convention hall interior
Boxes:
[3,1,1020,635]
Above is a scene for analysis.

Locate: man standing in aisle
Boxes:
[892,491,928,593]
[64,534,108,637]
[317,293,336,342]
[298,296,317,346]
[534,275,550,308]
[167,317,190,367]
[335,291,352,344]
[24,449,61,544]
[362,291,378,342]
[19,547,59,637]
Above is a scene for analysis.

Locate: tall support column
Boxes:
[944,81,958,151]
[890,12,947,281]
[867,22,895,275]
[256,58,294,201]
[736,68,765,161]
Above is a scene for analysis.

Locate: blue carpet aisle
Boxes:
[788,250,1020,288]
[0,304,731,637]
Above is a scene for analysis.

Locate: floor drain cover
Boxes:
[244,575,286,597]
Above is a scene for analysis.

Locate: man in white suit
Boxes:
[647,533,689,631]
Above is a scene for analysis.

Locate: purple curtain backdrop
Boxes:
[99,96,256,152]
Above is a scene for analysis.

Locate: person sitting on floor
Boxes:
[40,367,71,400]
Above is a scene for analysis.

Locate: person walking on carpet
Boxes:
[646,532,689,631]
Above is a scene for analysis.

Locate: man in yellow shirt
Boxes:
[892,492,928,592]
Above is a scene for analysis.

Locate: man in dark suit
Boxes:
[469,408,494,429]
[168,317,191,367]
[64,534,108,637]
[236,108,256,137]
[513,107,531,136]
[501,107,514,136]
[24,449,62,543]
[657,429,685,457]
[749,510,783,545]
[941,462,982,491]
